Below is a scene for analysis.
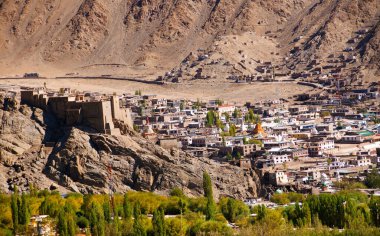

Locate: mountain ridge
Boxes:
[0,0,378,79]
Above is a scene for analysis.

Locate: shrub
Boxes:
[270,193,290,205]
[365,170,380,188]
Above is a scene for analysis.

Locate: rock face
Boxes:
[0,107,43,166]
[0,105,260,199]
[44,128,260,199]
[0,105,67,193]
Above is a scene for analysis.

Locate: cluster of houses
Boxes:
[125,82,380,192]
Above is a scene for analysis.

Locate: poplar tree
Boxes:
[11,187,19,234]
[89,202,105,236]
[206,111,215,127]
[103,201,111,223]
[302,202,312,227]
[257,205,267,220]
[226,198,237,222]
[57,210,68,236]
[203,172,216,220]
[152,207,165,236]
[133,202,146,236]
[111,209,121,236]
[369,196,380,227]
[223,112,230,122]
[19,193,30,226]
[203,172,213,199]
[123,193,133,220]
[57,204,76,236]
[229,124,236,136]
[233,108,241,119]
[67,213,76,236]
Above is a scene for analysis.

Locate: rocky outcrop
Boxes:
[44,128,260,199]
[0,107,44,165]
[0,105,68,193]
[0,105,260,199]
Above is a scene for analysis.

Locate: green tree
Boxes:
[169,188,184,198]
[123,193,133,220]
[229,124,236,137]
[193,99,202,110]
[232,108,241,119]
[206,111,215,127]
[223,112,230,122]
[365,169,380,188]
[257,205,267,221]
[215,99,223,106]
[29,183,38,197]
[57,204,76,236]
[215,117,223,129]
[133,202,146,236]
[103,200,111,223]
[203,172,213,199]
[89,202,105,236]
[57,210,69,236]
[19,193,30,229]
[248,109,255,122]
[10,188,19,234]
[248,139,263,146]
[179,101,185,111]
[369,196,380,227]
[203,172,216,220]
[244,113,250,123]
[243,137,248,144]
[152,207,165,236]
[205,198,216,221]
[76,216,89,230]
[109,209,122,236]
[226,198,237,222]
[220,198,249,223]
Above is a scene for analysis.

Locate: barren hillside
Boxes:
[0,0,378,78]
[280,0,380,76]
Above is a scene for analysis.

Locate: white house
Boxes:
[270,154,291,165]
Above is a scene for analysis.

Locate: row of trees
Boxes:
[4,178,380,235]
[3,172,240,236]
[278,191,380,230]
[10,187,30,234]
[206,109,260,128]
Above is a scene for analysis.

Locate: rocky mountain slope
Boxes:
[0,102,260,199]
[280,0,380,74]
[0,0,378,77]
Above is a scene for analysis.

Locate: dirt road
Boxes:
[0,78,312,103]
